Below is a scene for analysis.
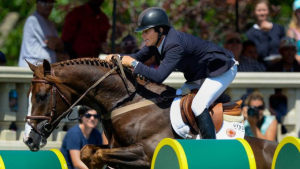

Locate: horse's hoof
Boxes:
[91,150,105,169]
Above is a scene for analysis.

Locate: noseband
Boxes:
[26,57,136,137]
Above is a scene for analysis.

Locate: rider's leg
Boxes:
[192,63,238,139]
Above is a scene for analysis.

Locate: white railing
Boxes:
[0,67,299,149]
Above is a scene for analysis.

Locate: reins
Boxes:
[27,56,137,136]
[54,56,134,124]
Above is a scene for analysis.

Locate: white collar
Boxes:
[253,23,273,30]
[157,36,166,54]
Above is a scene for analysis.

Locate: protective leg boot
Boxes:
[195,108,216,139]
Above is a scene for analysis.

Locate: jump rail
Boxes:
[0,149,67,169]
[152,137,300,169]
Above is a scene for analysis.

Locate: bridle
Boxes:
[26,78,72,137]
[26,56,136,137]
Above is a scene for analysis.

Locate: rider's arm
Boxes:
[133,43,183,84]
[70,149,89,169]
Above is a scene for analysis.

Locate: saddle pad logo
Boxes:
[226,128,236,137]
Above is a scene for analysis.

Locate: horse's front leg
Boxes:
[88,144,150,169]
[80,144,107,168]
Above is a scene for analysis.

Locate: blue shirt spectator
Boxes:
[60,106,103,169]
[61,125,102,169]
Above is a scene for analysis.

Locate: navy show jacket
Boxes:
[131,27,235,84]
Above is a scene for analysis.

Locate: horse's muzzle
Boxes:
[23,131,47,152]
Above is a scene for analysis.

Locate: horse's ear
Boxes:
[43,59,51,76]
[26,59,37,72]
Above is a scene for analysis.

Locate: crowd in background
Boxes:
[0,0,299,73]
[1,0,300,161]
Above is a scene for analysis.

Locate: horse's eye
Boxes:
[36,93,48,102]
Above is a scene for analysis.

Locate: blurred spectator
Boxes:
[9,122,17,131]
[120,34,139,54]
[0,51,6,66]
[242,91,277,141]
[240,88,255,107]
[9,89,18,112]
[246,0,285,67]
[61,0,110,59]
[61,106,104,169]
[269,88,288,134]
[267,37,300,72]
[223,32,266,72]
[287,0,300,64]
[18,0,65,67]
[242,40,259,60]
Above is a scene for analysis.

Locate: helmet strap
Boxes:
[154,27,163,46]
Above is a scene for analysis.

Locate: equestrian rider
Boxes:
[106,7,238,139]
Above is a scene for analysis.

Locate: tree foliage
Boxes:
[0,0,295,66]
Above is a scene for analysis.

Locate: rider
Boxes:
[106,7,238,139]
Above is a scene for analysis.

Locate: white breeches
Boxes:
[191,63,238,116]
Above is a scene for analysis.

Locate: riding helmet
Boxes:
[135,7,171,32]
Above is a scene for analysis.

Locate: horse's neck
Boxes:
[53,62,176,112]
[54,64,130,112]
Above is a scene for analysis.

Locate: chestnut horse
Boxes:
[24,58,277,169]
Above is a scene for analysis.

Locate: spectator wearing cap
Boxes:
[246,0,285,66]
[18,0,65,67]
[120,35,139,54]
[0,51,6,66]
[287,0,300,64]
[267,37,300,72]
[61,0,110,59]
[60,106,106,169]
[223,32,266,72]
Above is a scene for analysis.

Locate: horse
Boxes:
[24,58,278,169]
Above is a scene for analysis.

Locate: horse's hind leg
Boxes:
[87,144,150,169]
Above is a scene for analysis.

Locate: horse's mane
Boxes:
[33,58,107,84]
[52,58,107,68]
[34,58,174,94]
[34,58,145,83]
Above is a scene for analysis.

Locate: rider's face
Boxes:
[141,28,158,46]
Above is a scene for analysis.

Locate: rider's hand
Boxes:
[105,54,115,64]
[121,55,135,67]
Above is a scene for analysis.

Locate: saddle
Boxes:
[180,89,243,135]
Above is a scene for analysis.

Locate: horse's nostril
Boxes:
[27,137,33,145]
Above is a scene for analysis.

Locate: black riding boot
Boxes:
[195,108,216,139]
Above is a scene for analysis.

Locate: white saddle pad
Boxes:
[170,89,245,140]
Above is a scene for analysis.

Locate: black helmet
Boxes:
[135,7,171,32]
